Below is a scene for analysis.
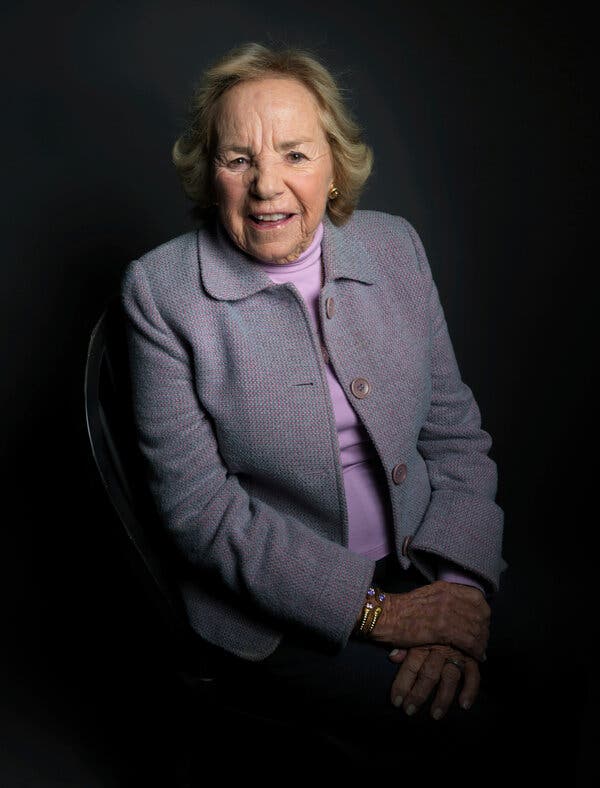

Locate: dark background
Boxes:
[1,0,593,784]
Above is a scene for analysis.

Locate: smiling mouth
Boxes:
[247,213,296,228]
[249,212,294,221]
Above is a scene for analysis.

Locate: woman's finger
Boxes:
[429,658,464,720]
[390,647,429,708]
[458,658,480,710]
[388,648,408,662]
[402,648,446,716]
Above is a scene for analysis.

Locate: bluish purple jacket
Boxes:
[120,209,507,661]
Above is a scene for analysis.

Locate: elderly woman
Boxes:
[120,42,507,768]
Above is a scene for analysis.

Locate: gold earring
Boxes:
[328,185,340,200]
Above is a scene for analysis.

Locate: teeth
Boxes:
[254,213,289,221]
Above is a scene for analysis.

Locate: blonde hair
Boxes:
[172,42,374,226]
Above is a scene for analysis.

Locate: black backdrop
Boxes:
[1,1,594,784]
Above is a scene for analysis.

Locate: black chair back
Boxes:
[84,293,217,682]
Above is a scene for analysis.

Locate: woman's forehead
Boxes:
[215,77,324,145]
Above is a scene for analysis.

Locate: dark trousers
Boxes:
[203,553,507,778]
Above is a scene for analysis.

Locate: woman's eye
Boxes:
[228,157,249,170]
[288,151,306,162]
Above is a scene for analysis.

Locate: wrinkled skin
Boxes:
[366,581,489,717]
[370,581,490,661]
[212,76,335,264]
[387,644,480,719]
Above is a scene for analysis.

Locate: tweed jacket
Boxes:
[120,209,507,662]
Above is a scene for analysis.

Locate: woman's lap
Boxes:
[251,554,426,725]
[205,553,499,771]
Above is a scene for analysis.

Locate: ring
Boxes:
[444,657,466,675]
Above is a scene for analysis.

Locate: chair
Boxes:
[84,291,218,678]
[84,293,355,781]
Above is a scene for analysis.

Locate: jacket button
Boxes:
[401,535,413,557]
[321,343,330,365]
[350,377,371,399]
[325,296,335,318]
[392,462,407,485]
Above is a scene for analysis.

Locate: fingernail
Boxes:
[461,700,471,711]
[389,649,400,657]
[393,695,403,707]
[432,708,443,720]
[406,704,416,716]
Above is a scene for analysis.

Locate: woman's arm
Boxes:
[401,219,508,593]
[120,260,377,652]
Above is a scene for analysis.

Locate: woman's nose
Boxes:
[249,160,284,200]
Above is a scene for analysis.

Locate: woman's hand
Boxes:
[370,581,490,661]
[387,644,480,718]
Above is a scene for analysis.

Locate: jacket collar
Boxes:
[197,211,376,301]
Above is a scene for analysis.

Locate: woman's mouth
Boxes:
[247,213,296,229]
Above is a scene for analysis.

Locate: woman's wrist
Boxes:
[368,593,396,644]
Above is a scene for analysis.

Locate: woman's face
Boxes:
[212,76,335,263]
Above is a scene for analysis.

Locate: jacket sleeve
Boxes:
[401,219,508,595]
[120,259,376,651]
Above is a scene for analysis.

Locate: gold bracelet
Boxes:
[366,605,383,635]
[356,585,387,639]
[357,604,371,634]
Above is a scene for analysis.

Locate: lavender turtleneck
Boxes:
[249,221,485,594]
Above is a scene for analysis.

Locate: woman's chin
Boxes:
[245,237,306,264]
